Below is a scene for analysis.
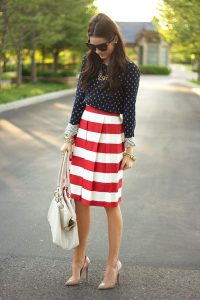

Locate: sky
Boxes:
[94,0,160,22]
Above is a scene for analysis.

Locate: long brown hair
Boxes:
[81,13,130,93]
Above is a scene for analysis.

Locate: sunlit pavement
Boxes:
[0,66,200,299]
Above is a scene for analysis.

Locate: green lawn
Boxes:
[190,79,200,85]
[0,82,74,104]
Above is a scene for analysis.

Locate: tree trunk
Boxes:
[16,47,22,86]
[197,59,200,81]
[53,49,59,73]
[31,33,37,83]
[41,48,46,71]
[3,54,9,72]
[0,61,2,89]
[0,0,9,89]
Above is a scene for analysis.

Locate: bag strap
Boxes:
[60,152,77,219]
[56,151,71,195]
[63,151,71,195]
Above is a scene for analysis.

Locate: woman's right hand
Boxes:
[60,141,74,159]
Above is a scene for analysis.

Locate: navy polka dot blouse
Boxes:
[64,54,140,148]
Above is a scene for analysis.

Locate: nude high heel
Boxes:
[65,255,90,286]
[98,260,122,290]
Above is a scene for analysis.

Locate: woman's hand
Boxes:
[60,141,74,159]
[120,146,135,170]
[120,156,134,170]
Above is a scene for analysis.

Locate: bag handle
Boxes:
[63,151,71,196]
[56,151,71,196]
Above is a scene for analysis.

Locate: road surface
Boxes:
[0,68,200,299]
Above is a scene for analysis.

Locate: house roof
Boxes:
[116,22,156,44]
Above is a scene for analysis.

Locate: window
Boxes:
[147,43,158,65]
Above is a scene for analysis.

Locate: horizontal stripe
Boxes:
[72,146,123,163]
[68,104,124,207]
[70,156,122,173]
[75,137,124,154]
[79,118,123,134]
[70,174,122,192]
[70,185,122,203]
[71,193,122,207]
[82,109,123,125]
[77,128,123,145]
[69,164,123,183]
[85,104,120,116]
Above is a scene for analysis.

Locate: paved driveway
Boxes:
[0,71,200,299]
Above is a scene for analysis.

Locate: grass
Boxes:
[0,72,16,80]
[190,79,200,85]
[0,82,75,104]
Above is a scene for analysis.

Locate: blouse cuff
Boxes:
[124,137,136,148]
[64,123,79,136]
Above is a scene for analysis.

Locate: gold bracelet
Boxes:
[123,152,136,161]
[64,134,74,143]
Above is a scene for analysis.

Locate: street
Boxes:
[0,67,200,299]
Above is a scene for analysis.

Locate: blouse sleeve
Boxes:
[64,54,87,136]
[122,61,140,148]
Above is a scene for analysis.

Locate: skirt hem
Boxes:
[71,193,122,208]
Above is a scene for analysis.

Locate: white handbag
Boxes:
[47,151,79,250]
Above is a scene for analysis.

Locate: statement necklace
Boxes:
[98,72,108,81]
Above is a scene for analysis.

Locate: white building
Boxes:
[117,21,170,66]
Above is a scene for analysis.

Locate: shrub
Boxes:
[139,65,171,75]
[4,64,16,72]
[22,65,31,76]
[21,65,77,77]
[58,69,76,76]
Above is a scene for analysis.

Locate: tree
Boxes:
[0,0,9,88]
[155,0,200,79]
[4,0,42,85]
[38,0,97,72]
[0,0,97,87]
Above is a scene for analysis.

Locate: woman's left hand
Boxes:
[120,156,134,170]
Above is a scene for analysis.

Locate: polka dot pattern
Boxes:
[67,54,140,139]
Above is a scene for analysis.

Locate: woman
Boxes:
[60,13,140,289]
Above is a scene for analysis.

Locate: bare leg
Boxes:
[104,205,123,267]
[68,200,90,279]
[97,205,123,288]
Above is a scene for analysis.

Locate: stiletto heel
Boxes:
[117,272,120,285]
[98,260,122,290]
[65,255,90,286]
[85,265,89,282]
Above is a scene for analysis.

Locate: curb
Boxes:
[180,79,200,96]
[0,77,199,114]
[0,88,76,114]
[170,78,200,97]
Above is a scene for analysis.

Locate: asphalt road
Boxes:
[0,71,200,299]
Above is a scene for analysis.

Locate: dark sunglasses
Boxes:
[85,36,115,52]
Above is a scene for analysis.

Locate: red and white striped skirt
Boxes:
[69,104,125,207]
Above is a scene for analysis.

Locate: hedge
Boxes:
[139,65,171,75]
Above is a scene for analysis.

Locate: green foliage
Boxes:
[125,47,137,61]
[139,65,171,75]
[0,72,15,79]
[190,80,200,85]
[3,64,16,72]
[155,0,200,58]
[22,66,31,76]
[0,0,98,85]
[59,69,76,77]
[21,64,77,77]
[0,82,72,104]
[169,44,192,63]
[154,0,200,79]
